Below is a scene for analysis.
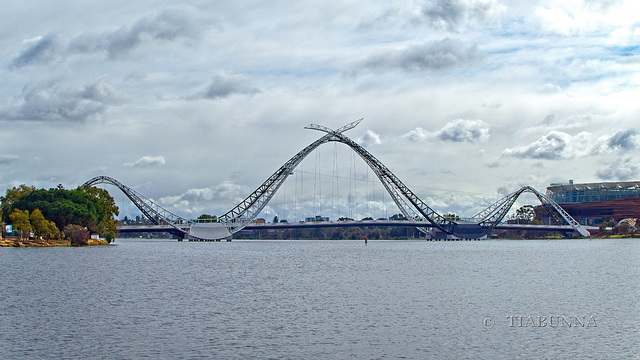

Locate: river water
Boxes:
[1,238,638,359]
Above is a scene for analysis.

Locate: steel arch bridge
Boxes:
[83,119,590,240]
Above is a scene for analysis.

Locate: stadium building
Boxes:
[546,180,640,225]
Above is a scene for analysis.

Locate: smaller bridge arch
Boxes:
[472,185,590,237]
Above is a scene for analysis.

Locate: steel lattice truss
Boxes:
[218,118,456,234]
[82,120,589,239]
[82,175,192,235]
[472,185,590,237]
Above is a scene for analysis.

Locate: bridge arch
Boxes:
[217,119,457,236]
[83,120,589,240]
[82,176,194,238]
[472,185,590,237]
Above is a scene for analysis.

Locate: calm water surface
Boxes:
[1,239,638,359]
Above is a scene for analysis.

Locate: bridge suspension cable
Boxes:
[81,119,590,240]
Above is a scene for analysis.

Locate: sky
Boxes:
[1,0,639,222]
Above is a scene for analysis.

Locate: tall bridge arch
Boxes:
[217,119,457,236]
[83,119,589,240]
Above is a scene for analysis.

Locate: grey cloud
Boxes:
[0,79,121,122]
[503,129,636,160]
[81,80,124,104]
[70,8,206,59]
[359,0,503,32]
[591,129,638,155]
[421,0,502,32]
[403,119,489,143]
[606,129,637,150]
[0,155,19,165]
[596,156,639,181]
[191,72,261,100]
[435,119,489,142]
[11,7,209,67]
[124,156,166,168]
[11,34,62,68]
[358,38,481,73]
[422,0,467,31]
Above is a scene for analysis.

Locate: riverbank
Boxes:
[0,236,109,247]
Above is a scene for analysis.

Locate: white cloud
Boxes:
[403,119,490,143]
[503,129,637,160]
[124,156,166,168]
[357,130,382,147]
[159,181,251,214]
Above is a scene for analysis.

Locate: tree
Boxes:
[1,185,36,223]
[30,209,47,239]
[515,205,536,223]
[618,221,631,235]
[78,185,119,236]
[197,214,218,222]
[273,215,279,224]
[9,209,31,239]
[30,209,60,240]
[11,186,119,239]
[444,213,460,221]
[63,224,89,246]
[390,213,407,221]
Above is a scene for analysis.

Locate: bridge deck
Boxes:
[118,221,597,235]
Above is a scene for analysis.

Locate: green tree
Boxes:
[515,205,536,223]
[1,185,36,223]
[79,185,119,236]
[30,209,60,240]
[273,215,279,224]
[197,214,218,222]
[390,213,407,221]
[11,186,119,239]
[9,209,31,239]
[30,209,47,239]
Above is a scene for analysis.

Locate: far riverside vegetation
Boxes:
[1,184,118,247]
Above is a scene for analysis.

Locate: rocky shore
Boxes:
[0,236,109,247]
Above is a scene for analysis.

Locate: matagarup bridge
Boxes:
[83,119,591,240]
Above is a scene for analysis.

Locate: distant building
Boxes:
[305,215,329,222]
[254,218,266,224]
[546,181,640,225]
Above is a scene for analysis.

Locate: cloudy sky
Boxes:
[2,0,639,221]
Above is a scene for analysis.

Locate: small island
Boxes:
[1,184,118,247]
